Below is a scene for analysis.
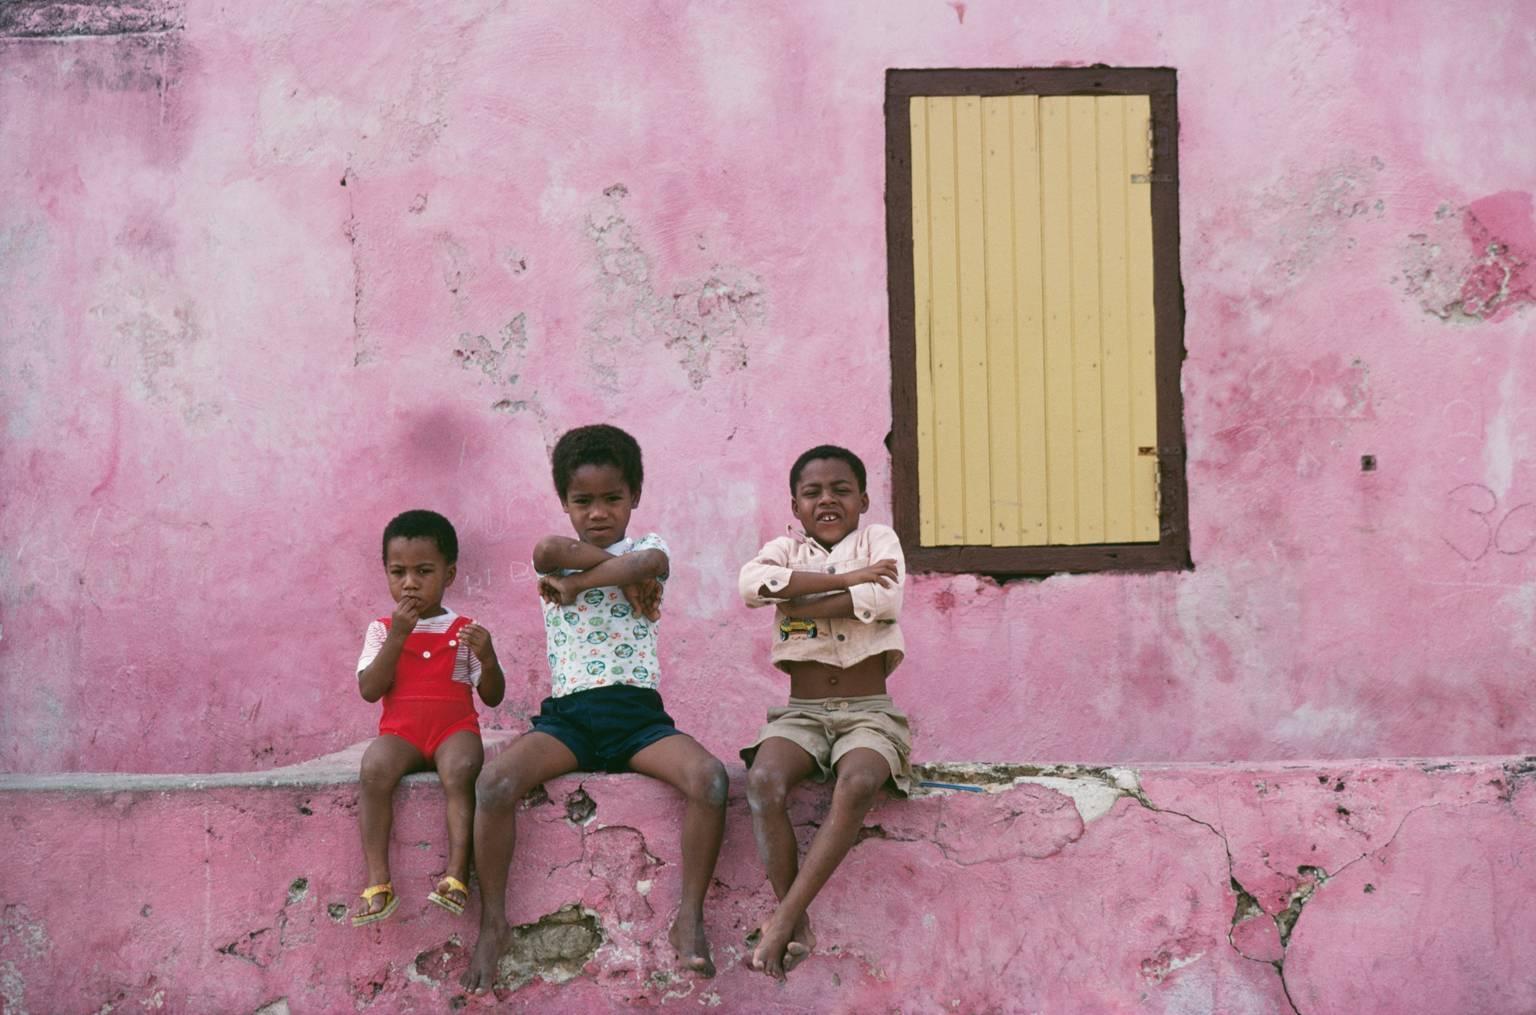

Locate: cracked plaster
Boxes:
[5,754,1533,1012]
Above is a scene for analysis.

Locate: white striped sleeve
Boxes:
[458,643,483,687]
[356,620,387,676]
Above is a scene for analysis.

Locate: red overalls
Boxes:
[378,615,480,761]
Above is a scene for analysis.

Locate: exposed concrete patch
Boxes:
[1501,755,1536,792]
[1228,879,1283,963]
[451,316,524,383]
[215,926,276,968]
[437,232,471,300]
[584,184,765,390]
[0,1,184,37]
[914,761,1141,823]
[490,905,604,995]
[1144,783,1438,1015]
[564,786,596,825]
[1397,193,1536,322]
[1,904,48,1015]
[341,168,374,367]
[1253,155,1386,296]
[1139,933,1210,985]
[450,313,549,430]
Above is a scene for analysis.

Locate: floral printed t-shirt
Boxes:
[540,533,668,697]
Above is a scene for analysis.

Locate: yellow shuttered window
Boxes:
[886,69,1190,574]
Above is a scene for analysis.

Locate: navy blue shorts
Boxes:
[530,685,682,773]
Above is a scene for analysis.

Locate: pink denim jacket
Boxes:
[738,523,906,675]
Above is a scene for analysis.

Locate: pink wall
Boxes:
[2,0,1535,774]
[4,750,1533,1013]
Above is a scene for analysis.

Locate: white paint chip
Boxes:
[1014,769,1141,824]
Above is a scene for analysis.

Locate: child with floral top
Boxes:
[460,424,728,992]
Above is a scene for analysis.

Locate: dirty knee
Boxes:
[694,760,729,809]
[834,769,885,804]
[476,769,526,810]
[745,765,792,810]
[440,757,481,791]
[359,760,401,795]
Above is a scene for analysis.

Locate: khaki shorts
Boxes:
[741,694,912,796]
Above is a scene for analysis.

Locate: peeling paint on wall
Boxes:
[585,184,765,390]
[4,0,1536,775]
[1398,192,1536,322]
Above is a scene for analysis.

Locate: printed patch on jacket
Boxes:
[779,618,818,642]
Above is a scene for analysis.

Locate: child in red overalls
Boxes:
[351,510,505,925]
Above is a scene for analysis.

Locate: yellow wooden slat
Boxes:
[1125,95,1159,541]
[1097,96,1135,543]
[925,97,967,544]
[1011,95,1049,546]
[1039,98,1076,544]
[982,96,1019,546]
[955,96,992,545]
[1068,96,1105,543]
[909,97,938,547]
[910,90,1160,550]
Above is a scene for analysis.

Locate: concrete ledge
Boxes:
[0,731,524,793]
[1,753,1534,1013]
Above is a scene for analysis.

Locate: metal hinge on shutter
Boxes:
[1139,446,1184,517]
[1131,118,1175,183]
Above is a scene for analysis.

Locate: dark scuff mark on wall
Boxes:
[563,786,596,824]
[0,1,184,38]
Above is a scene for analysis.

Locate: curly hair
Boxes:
[789,444,867,493]
[381,509,459,564]
[551,424,644,500]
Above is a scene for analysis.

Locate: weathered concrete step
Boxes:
[1,753,1533,1013]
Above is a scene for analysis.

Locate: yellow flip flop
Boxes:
[428,875,469,916]
[350,882,398,927]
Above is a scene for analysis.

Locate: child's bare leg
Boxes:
[459,732,579,994]
[627,734,729,977]
[357,735,427,915]
[750,748,889,979]
[744,738,818,963]
[432,730,484,907]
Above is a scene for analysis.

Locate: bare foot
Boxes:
[749,915,799,980]
[783,914,815,972]
[458,921,511,994]
[669,912,716,977]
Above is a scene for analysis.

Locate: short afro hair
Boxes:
[789,445,867,493]
[381,509,459,564]
[551,424,644,500]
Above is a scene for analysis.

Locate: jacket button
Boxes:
[826,566,836,574]
[448,639,457,647]
[422,650,432,659]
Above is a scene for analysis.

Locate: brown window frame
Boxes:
[884,67,1190,576]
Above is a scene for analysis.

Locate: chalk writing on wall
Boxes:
[1442,483,1536,561]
